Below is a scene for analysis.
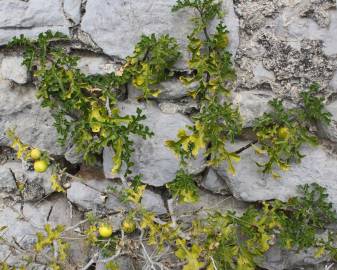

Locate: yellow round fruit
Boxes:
[122,218,136,234]
[98,224,113,238]
[30,148,41,160]
[91,123,101,133]
[34,160,48,173]
[278,127,290,140]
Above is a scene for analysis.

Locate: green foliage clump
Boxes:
[167,0,243,178]
[184,184,337,270]
[253,84,332,177]
[166,169,199,203]
[8,31,180,175]
[35,224,69,269]
[124,34,180,99]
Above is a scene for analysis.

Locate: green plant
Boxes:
[253,85,332,177]
[123,34,180,99]
[35,224,69,269]
[166,169,199,203]
[182,184,337,270]
[8,31,181,176]
[167,0,243,177]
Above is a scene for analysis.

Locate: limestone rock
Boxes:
[67,181,105,211]
[1,56,28,84]
[0,0,70,45]
[233,90,274,128]
[288,9,337,56]
[0,195,83,266]
[260,245,330,270]
[77,56,117,75]
[0,81,66,156]
[103,101,205,186]
[216,141,337,209]
[81,0,239,67]
[200,169,229,195]
[141,190,167,215]
[66,179,126,212]
[320,100,337,143]
[158,100,199,115]
[0,80,35,116]
[63,0,82,24]
[0,161,54,201]
[173,189,248,220]
[0,166,16,193]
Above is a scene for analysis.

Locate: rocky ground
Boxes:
[1,0,337,269]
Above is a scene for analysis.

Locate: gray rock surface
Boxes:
[77,56,117,75]
[201,169,229,195]
[0,80,78,158]
[103,101,205,186]
[1,56,28,84]
[0,166,16,193]
[320,100,337,142]
[0,195,83,266]
[141,190,167,215]
[260,245,330,270]
[63,0,82,24]
[233,90,274,127]
[0,161,54,201]
[67,181,106,211]
[81,0,239,66]
[0,0,70,45]
[67,179,126,212]
[217,141,337,209]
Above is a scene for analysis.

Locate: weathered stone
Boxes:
[0,80,35,116]
[0,166,16,193]
[288,9,337,56]
[67,181,105,211]
[233,90,274,128]
[298,0,336,28]
[234,0,280,34]
[0,83,66,155]
[200,169,229,195]
[81,0,239,67]
[252,61,275,83]
[64,144,83,164]
[0,0,70,45]
[320,100,337,142]
[0,161,54,201]
[141,190,167,215]
[174,189,248,220]
[103,101,205,186]
[67,179,127,212]
[0,195,84,266]
[260,245,330,270]
[158,101,199,115]
[63,0,82,24]
[77,56,117,75]
[258,33,336,98]
[216,141,337,209]
[1,56,28,84]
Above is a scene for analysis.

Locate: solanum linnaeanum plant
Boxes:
[166,0,243,178]
[253,83,332,177]
[8,31,180,176]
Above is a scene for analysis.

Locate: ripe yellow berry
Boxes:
[278,127,290,140]
[122,218,136,234]
[30,148,41,160]
[34,160,48,173]
[98,224,113,238]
